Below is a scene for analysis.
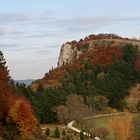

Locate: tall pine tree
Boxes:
[0,51,38,139]
[0,51,14,127]
[0,51,11,94]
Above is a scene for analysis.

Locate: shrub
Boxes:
[54,127,60,138]
[80,131,85,140]
[62,129,66,136]
[45,128,50,136]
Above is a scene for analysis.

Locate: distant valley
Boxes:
[16,79,34,85]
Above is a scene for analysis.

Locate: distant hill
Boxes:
[16,79,34,85]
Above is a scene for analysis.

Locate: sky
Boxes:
[0,0,140,80]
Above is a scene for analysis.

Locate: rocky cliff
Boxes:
[58,43,75,67]
[58,42,83,67]
[57,34,140,67]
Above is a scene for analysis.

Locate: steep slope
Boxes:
[32,34,140,90]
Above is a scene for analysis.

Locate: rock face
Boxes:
[58,43,73,67]
[58,42,84,67]
[58,43,81,67]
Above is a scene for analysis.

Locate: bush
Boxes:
[45,128,50,136]
[54,127,60,138]
[80,131,85,140]
[62,129,66,136]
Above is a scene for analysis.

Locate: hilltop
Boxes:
[58,34,140,67]
[32,34,140,90]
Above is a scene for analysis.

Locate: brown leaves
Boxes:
[56,105,69,124]
[0,92,15,122]
[92,46,123,65]
[134,53,140,70]
[9,96,37,136]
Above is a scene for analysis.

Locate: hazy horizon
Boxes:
[1,0,140,79]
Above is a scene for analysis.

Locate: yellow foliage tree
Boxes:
[110,110,134,140]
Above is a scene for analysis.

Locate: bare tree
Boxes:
[56,105,69,124]
[86,96,109,114]
[66,94,89,127]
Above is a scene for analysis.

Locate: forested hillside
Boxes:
[17,34,140,125]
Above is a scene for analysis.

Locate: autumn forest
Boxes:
[1,34,140,140]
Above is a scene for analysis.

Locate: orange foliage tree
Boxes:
[0,51,37,138]
[92,46,123,65]
[0,51,16,137]
[0,51,11,93]
[9,96,37,136]
[110,110,134,140]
